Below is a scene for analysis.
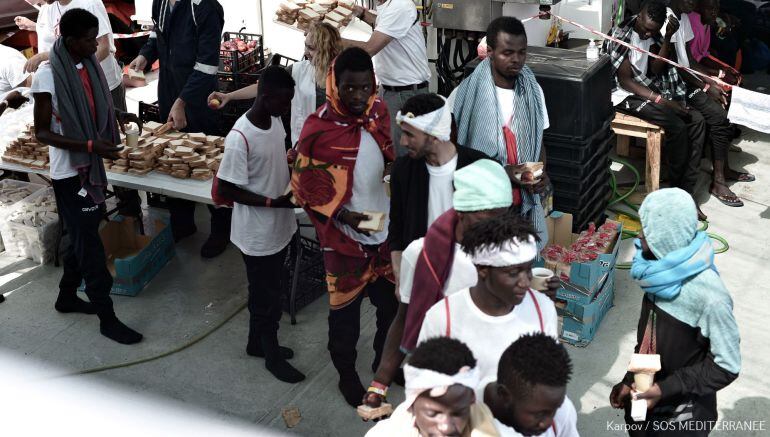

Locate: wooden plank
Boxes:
[616,134,631,156]
[612,126,648,138]
[645,129,662,193]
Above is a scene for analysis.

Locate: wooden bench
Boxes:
[611,113,664,193]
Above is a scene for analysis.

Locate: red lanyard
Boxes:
[503,111,523,206]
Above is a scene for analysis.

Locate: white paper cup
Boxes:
[531,267,554,291]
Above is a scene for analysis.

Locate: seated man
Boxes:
[656,0,753,207]
[417,212,558,383]
[449,16,552,249]
[366,160,559,409]
[484,333,579,437]
[389,93,489,285]
[605,0,707,220]
[0,43,32,117]
[366,337,499,437]
[610,188,740,435]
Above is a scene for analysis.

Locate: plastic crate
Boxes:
[550,156,611,197]
[543,119,613,162]
[281,234,327,314]
[553,173,611,212]
[546,133,613,182]
[219,32,265,74]
[569,194,610,234]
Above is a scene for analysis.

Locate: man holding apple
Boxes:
[129,0,233,257]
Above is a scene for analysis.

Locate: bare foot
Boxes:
[724,168,755,182]
[710,181,744,207]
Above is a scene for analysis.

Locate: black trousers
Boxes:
[618,97,706,193]
[169,199,232,237]
[242,246,289,344]
[52,176,114,318]
[686,88,731,162]
[328,276,398,375]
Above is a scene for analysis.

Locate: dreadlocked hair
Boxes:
[408,337,477,375]
[497,333,573,398]
[460,211,540,258]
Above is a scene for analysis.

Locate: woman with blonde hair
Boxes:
[208,22,342,144]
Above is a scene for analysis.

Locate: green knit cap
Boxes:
[452,159,513,212]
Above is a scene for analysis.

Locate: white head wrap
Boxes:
[470,235,538,267]
[403,364,480,408]
[395,96,452,142]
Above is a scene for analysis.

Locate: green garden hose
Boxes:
[608,158,729,270]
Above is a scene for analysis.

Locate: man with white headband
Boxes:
[418,211,558,384]
[364,159,560,412]
[389,93,489,290]
[366,337,499,437]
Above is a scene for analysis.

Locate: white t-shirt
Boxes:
[31,63,76,180]
[334,130,390,245]
[662,9,694,68]
[611,31,653,106]
[418,288,558,384]
[373,0,431,86]
[217,115,298,256]
[426,154,457,226]
[38,0,123,91]
[492,397,579,437]
[398,239,477,304]
[0,45,31,100]
[447,83,550,133]
[35,4,57,55]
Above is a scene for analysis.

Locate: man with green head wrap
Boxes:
[363,159,560,412]
[610,188,740,436]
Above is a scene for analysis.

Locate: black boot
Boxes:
[99,313,143,345]
[261,332,304,383]
[338,370,365,407]
[55,292,96,314]
[200,206,231,258]
[0,293,5,303]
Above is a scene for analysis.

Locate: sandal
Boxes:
[710,183,744,207]
[726,172,755,182]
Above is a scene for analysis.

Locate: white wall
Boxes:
[132,0,262,36]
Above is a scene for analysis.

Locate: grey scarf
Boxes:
[50,38,118,204]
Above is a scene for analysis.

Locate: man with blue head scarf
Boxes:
[609,188,740,435]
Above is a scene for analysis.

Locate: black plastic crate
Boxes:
[553,174,611,211]
[546,132,613,182]
[219,32,265,74]
[554,182,611,233]
[527,46,615,139]
[544,119,613,163]
[281,234,327,315]
[550,154,611,196]
[571,197,610,234]
[138,101,161,123]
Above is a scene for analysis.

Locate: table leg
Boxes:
[616,134,630,157]
[646,129,661,193]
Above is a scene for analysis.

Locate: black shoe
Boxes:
[0,294,5,303]
[55,295,96,314]
[247,343,294,359]
[172,223,197,243]
[200,235,229,258]
[261,333,304,383]
[99,315,143,345]
[338,372,365,407]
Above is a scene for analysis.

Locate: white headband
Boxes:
[396,98,452,142]
[403,364,480,408]
[470,236,538,267]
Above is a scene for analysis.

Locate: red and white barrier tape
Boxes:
[544,12,729,88]
[113,30,152,39]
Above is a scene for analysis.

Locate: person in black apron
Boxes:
[130,0,232,257]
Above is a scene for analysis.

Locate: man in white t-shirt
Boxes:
[417,211,558,385]
[26,0,124,110]
[656,0,753,208]
[605,0,707,220]
[345,0,431,155]
[484,333,579,437]
[32,8,142,345]
[216,66,304,385]
[0,44,32,117]
[449,17,552,252]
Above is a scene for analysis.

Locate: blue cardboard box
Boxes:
[545,212,623,305]
[80,216,175,296]
[558,272,615,347]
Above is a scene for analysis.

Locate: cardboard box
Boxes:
[93,216,175,296]
[544,212,623,305]
[558,271,614,347]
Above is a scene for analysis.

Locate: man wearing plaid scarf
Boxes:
[604,0,708,221]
